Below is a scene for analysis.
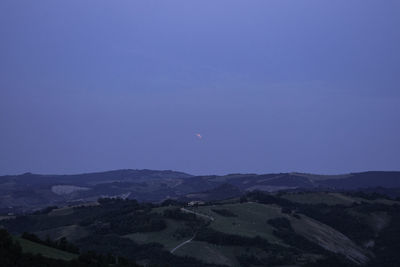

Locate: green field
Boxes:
[188,202,284,242]
[48,206,75,216]
[125,219,189,250]
[5,189,397,267]
[174,240,242,266]
[16,237,78,261]
[126,202,288,259]
[282,192,400,207]
[35,224,88,242]
[155,201,370,265]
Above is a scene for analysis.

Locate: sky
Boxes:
[0,0,399,176]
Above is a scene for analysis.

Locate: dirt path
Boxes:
[170,235,195,254]
[180,208,215,221]
[170,208,215,254]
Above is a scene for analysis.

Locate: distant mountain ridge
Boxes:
[1,169,192,186]
[1,170,400,214]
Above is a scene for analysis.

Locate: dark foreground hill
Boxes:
[0,228,141,267]
[1,191,400,266]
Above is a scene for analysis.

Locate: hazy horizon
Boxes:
[2,168,400,178]
[1,1,399,176]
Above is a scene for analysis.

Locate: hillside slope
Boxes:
[16,237,78,261]
[2,191,400,266]
[1,170,400,214]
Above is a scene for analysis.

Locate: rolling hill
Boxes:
[2,190,400,266]
[15,237,78,261]
[1,170,400,214]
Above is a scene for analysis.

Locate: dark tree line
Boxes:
[76,233,223,267]
[22,232,80,254]
[0,229,140,267]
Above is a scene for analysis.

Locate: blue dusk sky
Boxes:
[0,0,399,175]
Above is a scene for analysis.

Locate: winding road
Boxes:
[170,235,195,254]
[180,208,215,221]
[170,208,215,253]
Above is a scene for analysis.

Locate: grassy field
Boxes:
[187,201,370,264]
[174,241,241,266]
[291,215,368,264]
[126,202,288,265]
[16,237,78,261]
[282,192,400,207]
[35,224,88,242]
[124,219,189,250]
[48,206,75,216]
[26,198,383,266]
[151,205,173,214]
[188,202,284,242]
